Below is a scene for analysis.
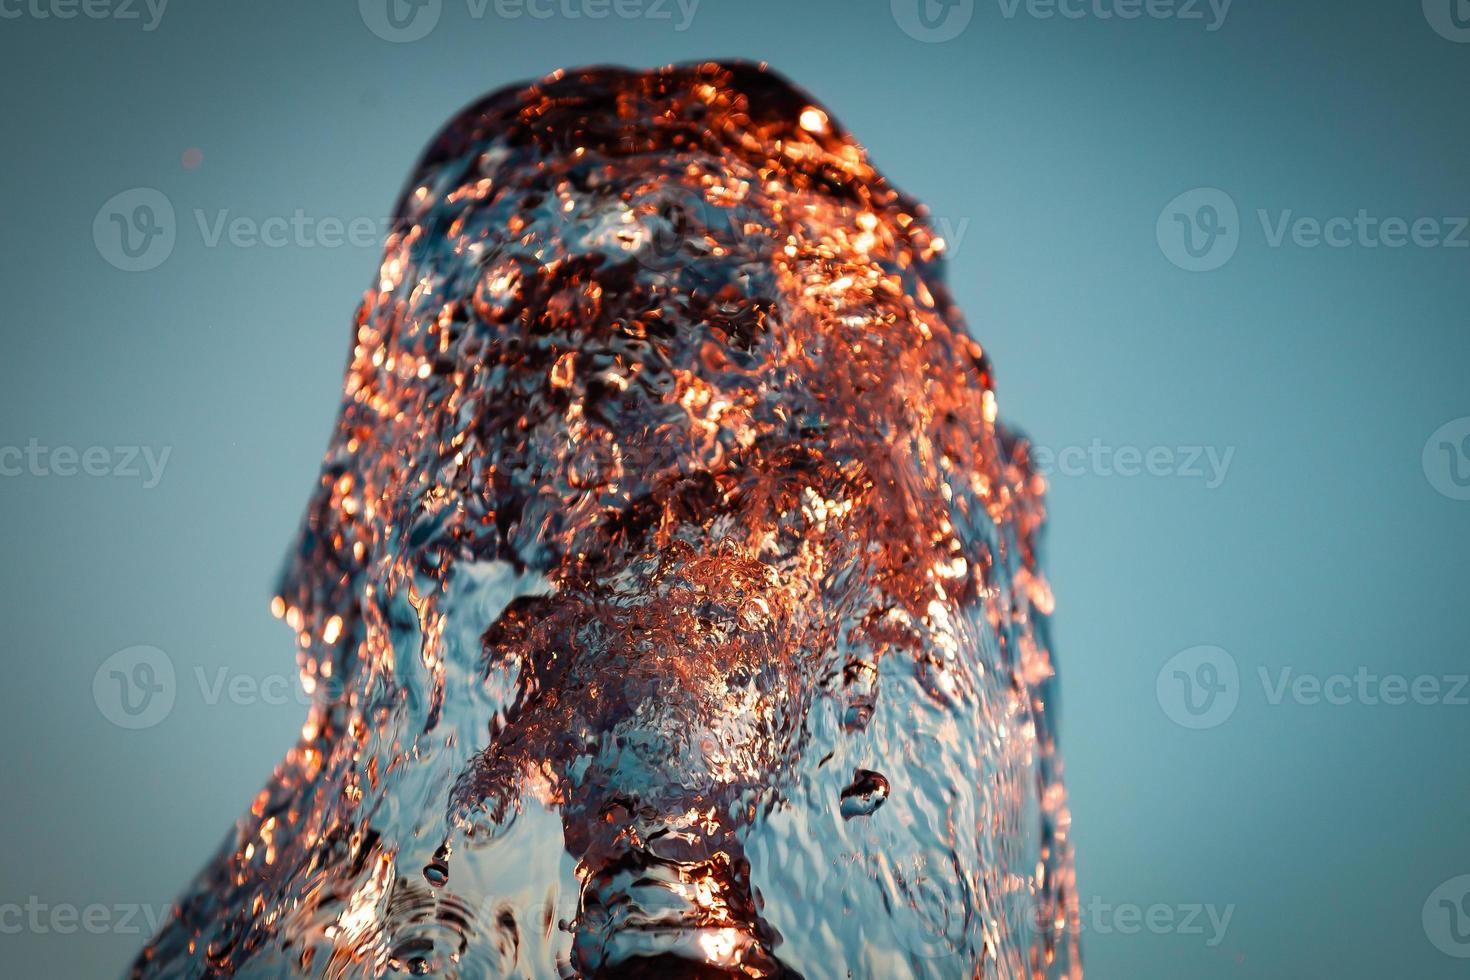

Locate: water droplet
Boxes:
[842,702,873,732]
[423,862,448,887]
[839,769,890,818]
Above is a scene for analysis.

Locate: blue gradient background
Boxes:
[2,1,1469,976]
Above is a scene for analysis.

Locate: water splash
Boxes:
[132,61,1080,979]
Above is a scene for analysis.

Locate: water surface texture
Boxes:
[131,62,1079,979]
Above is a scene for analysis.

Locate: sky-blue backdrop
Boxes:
[2,1,1468,976]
